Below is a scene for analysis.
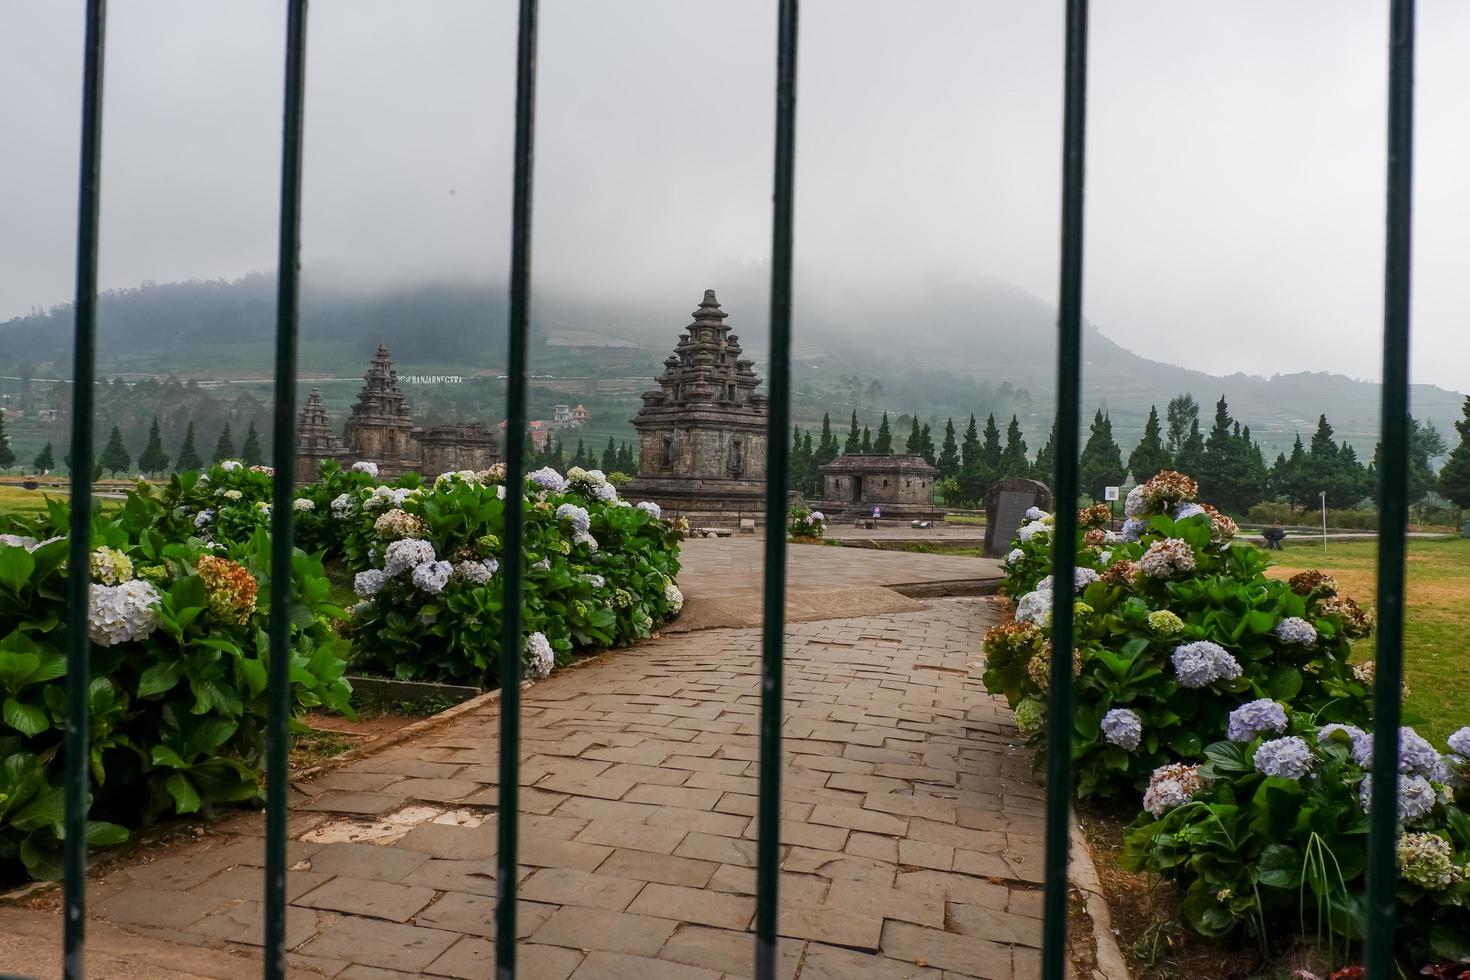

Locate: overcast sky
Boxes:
[3,1,1467,392]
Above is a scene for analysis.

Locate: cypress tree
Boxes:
[905,416,923,455]
[212,423,236,463]
[1078,410,1125,502]
[138,416,170,475]
[1127,406,1170,484]
[816,412,838,466]
[0,412,13,470]
[802,431,818,495]
[100,425,131,476]
[1165,394,1199,461]
[177,420,203,471]
[1334,442,1368,508]
[957,415,984,505]
[874,412,894,454]
[1237,425,1269,511]
[844,411,861,455]
[1033,419,1058,484]
[980,414,1003,484]
[241,421,264,466]
[936,418,959,479]
[33,442,54,474]
[860,425,872,453]
[601,437,617,472]
[1000,415,1028,478]
[919,422,935,465]
[1436,396,1470,517]
[1196,397,1238,508]
[617,440,634,473]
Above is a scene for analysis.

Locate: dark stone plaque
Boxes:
[984,476,1054,557]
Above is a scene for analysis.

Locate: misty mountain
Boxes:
[1,274,1462,461]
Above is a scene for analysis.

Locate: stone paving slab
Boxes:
[9,597,1074,979]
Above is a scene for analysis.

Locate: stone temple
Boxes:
[626,290,768,521]
[818,452,940,522]
[294,344,497,480]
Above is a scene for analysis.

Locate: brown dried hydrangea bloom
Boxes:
[1200,503,1238,541]
[1289,569,1339,598]
[1139,470,1199,510]
[1321,594,1373,638]
[195,555,258,625]
[1084,528,1109,547]
[1078,504,1113,530]
[1027,641,1083,691]
[984,619,1043,658]
[1101,560,1140,587]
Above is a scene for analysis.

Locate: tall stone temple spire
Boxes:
[627,290,768,521]
[294,388,349,480]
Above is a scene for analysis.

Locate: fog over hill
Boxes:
[2,273,1462,461]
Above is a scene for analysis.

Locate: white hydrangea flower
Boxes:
[528,467,568,492]
[586,574,606,589]
[453,560,493,585]
[664,582,684,613]
[384,538,436,576]
[411,559,453,595]
[1014,590,1051,626]
[1124,485,1147,518]
[330,493,353,516]
[531,557,551,571]
[636,501,662,520]
[354,570,387,598]
[90,547,133,585]
[1005,548,1024,565]
[220,460,242,472]
[352,460,380,477]
[483,558,500,577]
[0,533,39,550]
[1025,506,1049,521]
[556,503,592,535]
[220,489,243,501]
[88,580,162,646]
[293,498,315,512]
[573,532,599,553]
[526,631,555,679]
[593,482,619,503]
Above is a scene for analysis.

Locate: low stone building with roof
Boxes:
[625,290,768,521]
[818,452,940,520]
[294,344,497,480]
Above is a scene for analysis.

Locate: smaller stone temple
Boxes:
[626,290,768,521]
[817,453,940,521]
[294,344,498,480]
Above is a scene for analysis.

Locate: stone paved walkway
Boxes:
[47,597,1050,979]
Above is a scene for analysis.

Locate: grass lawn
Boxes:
[0,484,128,518]
[1262,536,1470,742]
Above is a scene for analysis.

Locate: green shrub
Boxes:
[985,471,1371,799]
[344,466,684,685]
[1122,717,1470,967]
[0,489,351,881]
[788,506,826,541]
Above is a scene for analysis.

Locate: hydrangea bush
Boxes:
[1122,715,1470,964]
[344,465,685,685]
[984,469,1373,798]
[788,506,826,541]
[0,488,351,881]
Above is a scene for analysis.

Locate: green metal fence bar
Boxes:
[496,0,539,974]
[1041,2,1088,977]
[263,1,310,976]
[755,0,799,976]
[63,2,108,976]
[1364,1,1415,976]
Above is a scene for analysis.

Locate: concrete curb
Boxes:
[1069,813,1133,980]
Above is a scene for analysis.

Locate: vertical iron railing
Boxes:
[32,5,1425,979]
[262,1,309,977]
[1364,1,1415,977]
[1041,2,1088,978]
[755,1,799,977]
[62,2,107,977]
[496,1,539,976]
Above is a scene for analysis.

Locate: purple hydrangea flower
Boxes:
[1120,518,1147,542]
[1173,503,1206,521]
[1171,641,1243,689]
[1352,727,1444,779]
[1274,616,1318,646]
[1101,708,1143,751]
[1447,727,1470,758]
[1227,699,1288,743]
[1254,736,1313,780]
[1360,773,1438,825]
